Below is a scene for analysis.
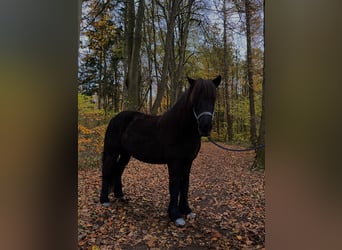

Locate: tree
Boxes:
[78,0,264,148]
[169,0,196,106]
[124,0,145,110]
[222,0,233,142]
[252,0,265,170]
[79,0,122,112]
[151,0,181,115]
[244,0,257,145]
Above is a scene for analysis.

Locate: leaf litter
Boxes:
[78,142,265,249]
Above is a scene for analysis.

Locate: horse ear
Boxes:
[213,75,221,87]
[187,77,196,87]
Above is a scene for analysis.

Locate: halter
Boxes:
[193,108,214,123]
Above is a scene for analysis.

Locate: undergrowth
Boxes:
[78,94,116,169]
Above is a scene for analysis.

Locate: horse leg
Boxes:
[112,152,130,200]
[100,153,117,206]
[179,161,196,219]
[167,162,184,226]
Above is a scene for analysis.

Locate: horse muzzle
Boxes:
[193,109,214,137]
[198,116,213,136]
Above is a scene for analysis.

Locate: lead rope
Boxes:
[207,136,265,152]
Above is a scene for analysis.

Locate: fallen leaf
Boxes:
[78,143,265,249]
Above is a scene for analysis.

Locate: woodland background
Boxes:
[78,1,265,248]
[78,0,265,159]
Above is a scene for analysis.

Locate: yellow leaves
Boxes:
[79,137,92,144]
[79,124,92,135]
[90,245,100,250]
[78,100,109,169]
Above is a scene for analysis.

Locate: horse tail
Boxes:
[100,111,137,202]
[100,112,127,203]
[102,114,122,164]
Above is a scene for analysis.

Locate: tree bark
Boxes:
[98,46,103,109]
[144,12,153,113]
[252,63,265,170]
[245,0,257,145]
[151,0,181,115]
[170,0,194,105]
[252,0,265,170]
[124,0,135,84]
[126,0,145,110]
[223,0,233,142]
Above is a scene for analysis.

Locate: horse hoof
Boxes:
[102,202,111,207]
[175,218,186,227]
[187,212,196,219]
[118,196,129,202]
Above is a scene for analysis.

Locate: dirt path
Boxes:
[78,142,265,249]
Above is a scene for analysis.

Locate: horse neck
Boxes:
[163,94,199,136]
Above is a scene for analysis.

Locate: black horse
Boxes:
[100,76,221,226]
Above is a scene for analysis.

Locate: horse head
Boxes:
[188,75,221,136]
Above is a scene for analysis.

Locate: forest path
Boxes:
[78,142,265,249]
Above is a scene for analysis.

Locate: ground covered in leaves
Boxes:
[78,143,265,249]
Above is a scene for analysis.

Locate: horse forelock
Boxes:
[190,78,216,104]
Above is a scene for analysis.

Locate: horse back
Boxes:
[119,111,165,163]
[104,111,144,152]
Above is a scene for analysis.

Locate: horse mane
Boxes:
[162,90,190,120]
[161,79,216,122]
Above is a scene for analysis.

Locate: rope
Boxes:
[207,137,265,152]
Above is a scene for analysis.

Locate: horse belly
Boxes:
[121,127,166,164]
[133,153,165,164]
[125,142,166,164]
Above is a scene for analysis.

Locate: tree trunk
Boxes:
[169,31,176,105]
[144,17,153,113]
[122,0,134,110]
[126,0,145,110]
[151,0,159,113]
[223,0,233,142]
[151,0,181,115]
[97,48,103,110]
[252,66,265,170]
[245,0,257,145]
[103,47,108,112]
[252,0,265,170]
[170,0,194,105]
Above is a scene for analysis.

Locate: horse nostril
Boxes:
[198,119,212,136]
